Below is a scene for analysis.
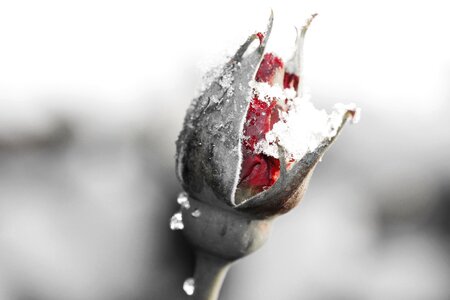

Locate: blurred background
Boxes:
[0,0,449,299]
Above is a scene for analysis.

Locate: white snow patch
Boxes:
[249,82,359,161]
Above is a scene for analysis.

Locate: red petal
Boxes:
[283,72,299,90]
[238,52,286,194]
[243,96,278,151]
[255,53,284,85]
[239,153,280,190]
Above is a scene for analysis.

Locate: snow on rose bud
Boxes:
[176,13,359,219]
[173,14,360,298]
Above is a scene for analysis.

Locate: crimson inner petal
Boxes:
[283,73,299,90]
[237,53,286,196]
[256,32,264,44]
[255,53,284,84]
[239,154,280,188]
[243,97,278,151]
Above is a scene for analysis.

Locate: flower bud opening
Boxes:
[176,13,359,213]
[236,49,359,203]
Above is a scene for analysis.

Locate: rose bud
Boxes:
[173,13,359,299]
[175,13,359,219]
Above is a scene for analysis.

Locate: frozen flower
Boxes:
[176,13,359,218]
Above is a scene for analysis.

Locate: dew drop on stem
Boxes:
[170,212,184,230]
[183,278,195,296]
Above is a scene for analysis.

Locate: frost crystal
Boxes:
[209,95,219,104]
[197,62,228,95]
[226,86,234,97]
[183,278,195,296]
[191,209,201,218]
[219,71,233,89]
[249,80,289,104]
[169,212,184,230]
[248,81,360,161]
[177,192,190,209]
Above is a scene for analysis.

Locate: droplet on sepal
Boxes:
[191,209,201,218]
[177,192,190,209]
[183,278,195,296]
[170,212,184,230]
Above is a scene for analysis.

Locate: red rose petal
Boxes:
[255,53,284,85]
[256,32,265,45]
[238,53,285,194]
[283,72,299,90]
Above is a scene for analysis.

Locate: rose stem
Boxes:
[191,251,231,300]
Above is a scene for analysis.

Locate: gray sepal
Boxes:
[176,13,274,207]
[236,109,354,217]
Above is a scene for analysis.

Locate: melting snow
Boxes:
[249,81,360,161]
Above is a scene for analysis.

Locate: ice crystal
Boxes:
[209,95,219,104]
[197,62,227,95]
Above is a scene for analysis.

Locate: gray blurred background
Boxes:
[0,0,449,299]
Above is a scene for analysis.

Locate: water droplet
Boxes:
[170,212,184,230]
[183,278,195,296]
[177,192,190,209]
[191,209,201,218]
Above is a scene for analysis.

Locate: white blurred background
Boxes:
[0,0,449,299]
